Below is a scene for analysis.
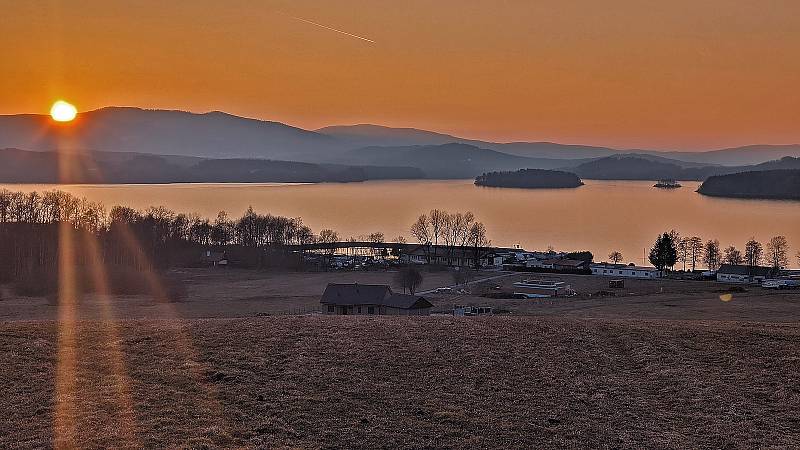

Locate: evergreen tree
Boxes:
[649,232,678,273]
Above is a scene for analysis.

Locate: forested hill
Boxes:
[474,169,583,188]
[568,155,800,181]
[0,148,424,184]
[697,169,800,200]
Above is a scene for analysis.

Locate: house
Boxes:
[201,250,228,267]
[590,263,661,279]
[512,279,569,297]
[400,245,502,268]
[453,305,493,316]
[716,264,776,284]
[527,258,590,271]
[321,283,434,315]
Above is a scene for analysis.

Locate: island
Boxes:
[474,168,584,189]
[654,179,682,188]
[697,169,800,200]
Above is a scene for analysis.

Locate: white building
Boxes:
[590,263,661,279]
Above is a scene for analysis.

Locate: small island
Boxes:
[654,179,682,189]
[697,169,800,200]
[475,168,584,189]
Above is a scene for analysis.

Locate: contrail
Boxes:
[291,16,375,43]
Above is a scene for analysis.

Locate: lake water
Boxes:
[3,180,799,267]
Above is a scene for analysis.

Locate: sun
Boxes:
[50,100,78,122]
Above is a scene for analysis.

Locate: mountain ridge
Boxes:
[1,107,799,168]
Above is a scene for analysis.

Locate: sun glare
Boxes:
[50,100,77,122]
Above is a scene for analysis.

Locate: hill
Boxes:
[697,169,800,200]
[567,155,800,181]
[0,148,424,184]
[475,169,583,189]
[0,108,341,161]
[2,108,798,170]
[567,155,715,180]
[319,124,619,159]
[344,143,571,178]
[654,145,800,166]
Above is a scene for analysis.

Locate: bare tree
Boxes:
[745,238,763,268]
[766,235,789,269]
[685,236,703,271]
[608,251,623,264]
[394,235,407,244]
[394,266,423,294]
[410,214,432,263]
[676,238,689,271]
[451,267,475,286]
[703,240,721,271]
[468,221,490,268]
[368,232,385,244]
[429,209,446,247]
[410,214,431,244]
[723,245,744,266]
[667,229,681,269]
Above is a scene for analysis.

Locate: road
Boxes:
[417,271,517,295]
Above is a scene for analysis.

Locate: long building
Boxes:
[590,263,661,279]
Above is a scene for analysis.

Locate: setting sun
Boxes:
[50,100,77,122]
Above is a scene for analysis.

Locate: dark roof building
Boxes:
[321,283,433,315]
[716,264,777,283]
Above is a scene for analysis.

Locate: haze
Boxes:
[2,0,799,150]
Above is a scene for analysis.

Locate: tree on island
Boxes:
[395,266,423,294]
[608,251,623,264]
[723,245,744,266]
[649,232,677,274]
[703,240,721,271]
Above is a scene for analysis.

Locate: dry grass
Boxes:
[2,316,799,449]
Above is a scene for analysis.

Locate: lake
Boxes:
[3,180,799,267]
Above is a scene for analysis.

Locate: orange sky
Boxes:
[2,0,799,150]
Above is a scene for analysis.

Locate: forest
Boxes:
[474,168,584,189]
[0,189,317,296]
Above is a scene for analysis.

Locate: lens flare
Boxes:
[50,100,77,122]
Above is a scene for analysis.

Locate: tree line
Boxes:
[0,189,327,293]
[409,209,490,267]
[642,230,795,272]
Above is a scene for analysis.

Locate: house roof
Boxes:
[320,283,433,309]
[402,245,491,259]
[717,264,774,276]
[590,263,660,271]
[548,259,587,267]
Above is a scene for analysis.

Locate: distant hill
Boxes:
[319,124,618,160]
[0,107,342,161]
[320,124,800,165]
[651,145,800,166]
[344,143,573,178]
[475,169,583,189]
[1,108,797,172]
[568,155,800,181]
[567,156,716,180]
[0,148,424,184]
[698,170,800,200]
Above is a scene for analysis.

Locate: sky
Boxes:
[2,0,799,150]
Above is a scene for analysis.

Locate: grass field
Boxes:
[2,317,799,448]
[1,268,799,448]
